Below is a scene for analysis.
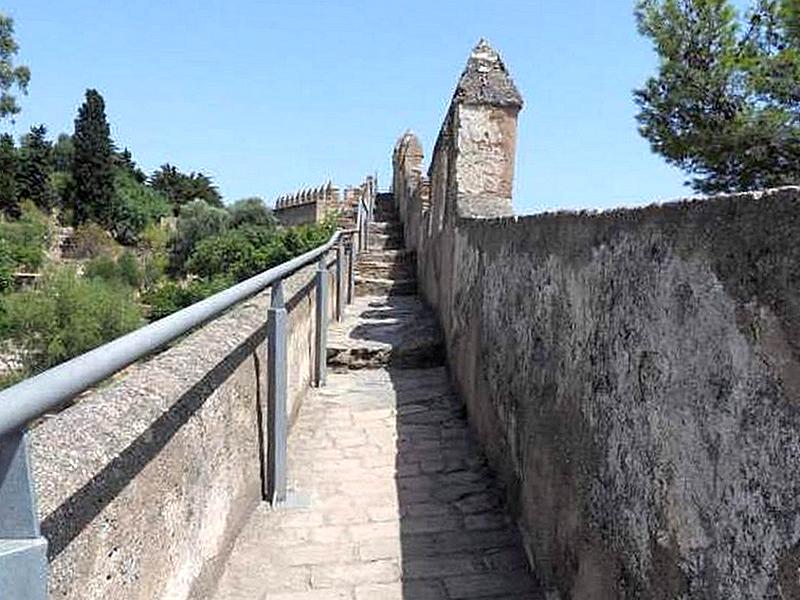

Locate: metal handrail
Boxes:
[0,209,372,598]
[0,230,346,438]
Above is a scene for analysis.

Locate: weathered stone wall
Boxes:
[273,182,339,226]
[273,177,376,228]
[29,257,345,600]
[395,41,800,599]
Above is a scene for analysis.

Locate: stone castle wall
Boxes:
[273,182,339,227]
[394,41,800,599]
[272,177,376,228]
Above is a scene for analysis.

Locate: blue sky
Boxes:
[5,0,695,214]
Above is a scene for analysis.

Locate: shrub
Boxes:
[186,230,255,281]
[228,197,276,229]
[168,199,230,274]
[0,267,143,371]
[84,254,117,281]
[138,222,170,288]
[84,250,141,289]
[0,238,14,291]
[71,222,119,259]
[141,274,233,320]
[110,172,171,244]
[0,201,51,271]
[117,251,141,288]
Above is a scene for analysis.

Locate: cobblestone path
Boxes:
[212,194,542,599]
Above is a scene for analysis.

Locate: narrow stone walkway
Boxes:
[212,194,542,599]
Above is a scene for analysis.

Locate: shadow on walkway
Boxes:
[387,367,544,599]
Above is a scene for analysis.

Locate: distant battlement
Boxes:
[272,181,339,226]
[273,176,376,227]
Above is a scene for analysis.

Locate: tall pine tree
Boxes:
[17,124,53,210]
[71,89,114,224]
[0,134,18,216]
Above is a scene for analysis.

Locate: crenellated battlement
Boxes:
[272,176,376,228]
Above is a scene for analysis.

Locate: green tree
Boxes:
[17,124,54,210]
[71,89,115,224]
[635,0,800,193]
[110,171,171,244]
[228,196,276,228]
[168,199,230,273]
[0,14,30,121]
[0,134,18,216]
[51,133,73,172]
[183,172,222,207]
[115,147,146,183]
[149,163,223,214]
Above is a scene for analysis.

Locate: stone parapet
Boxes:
[394,39,800,599]
[30,255,347,599]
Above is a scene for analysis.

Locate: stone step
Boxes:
[357,260,415,281]
[368,233,404,250]
[371,212,400,224]
[355,276,416,297]
[327,295,445,369]
[369,220,402,234]
[360,248,415,263]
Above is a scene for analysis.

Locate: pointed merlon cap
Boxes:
[454,39,523,109]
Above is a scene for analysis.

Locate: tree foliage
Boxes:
[115,147,146,183]
[110,171,171,244]
[168,199,230,273]
[149,163,223,214]
[185,215,337,283]
[228,196,276,228]
[51,133,73,172]
[71,89,115,224]
[0,14,30,121]
[0,134,18,216]
[636,0,800,192]
[17,124,54,210]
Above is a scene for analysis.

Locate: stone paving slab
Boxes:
[212,367,542,599]
[327,296,444,369]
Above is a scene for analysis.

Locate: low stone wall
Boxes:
[29,256,345,600]
[395,41,800,598]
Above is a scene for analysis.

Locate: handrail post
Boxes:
[336,238,345,322]
[347,239,355,305]
[314,255,328,387]
[0,431,49,599]
[266,279,288,505]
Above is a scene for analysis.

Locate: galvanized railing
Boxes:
[0,181,376,598]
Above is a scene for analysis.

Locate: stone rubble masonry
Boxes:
[394,39,800,599]
[29,252,350,600]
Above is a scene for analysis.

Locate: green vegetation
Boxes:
[0,201,50,271]
[141,275,234,320]
[18,124,55,210]
[0,267,144,372]
[636,0,800,192]
[0,11,341,389]
[150,163,223,214]
[110,172,171,244]
[0,14,30,121]
[71,89,116,224]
